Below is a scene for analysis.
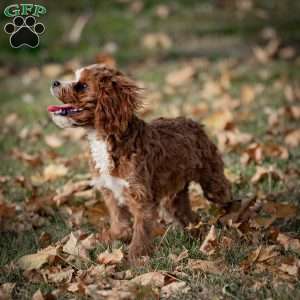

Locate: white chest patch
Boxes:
[88,131,129,205]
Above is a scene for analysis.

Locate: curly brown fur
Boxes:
[49,64,232,263]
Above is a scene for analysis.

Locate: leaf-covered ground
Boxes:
[0,1,300,299]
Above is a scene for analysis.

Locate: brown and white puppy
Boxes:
[49,64,232,262]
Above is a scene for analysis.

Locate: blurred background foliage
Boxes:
[0,0,300,68]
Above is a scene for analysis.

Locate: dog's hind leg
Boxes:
[164,185,196,227]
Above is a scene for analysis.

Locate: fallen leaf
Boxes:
[204,110,234,132]
[97,248,124,265]
[62,232,89,259]
[240,84,256,104]
[263,144,289,160]
[131,271,165,287]
[155,4,170,18]
[277,233,300,254]
[18,246,59,270]
[0,283,15,300]
[284,106,300,120]
[11,148,42,166]
[160,281,189,298]
[285,129,300,148]
[4,113,19,126]
[43,164,68,181]
[218,130,253,152]
[142,32,172,50]
[41,64,64,78]
[242,245,279,269]
[53,180,91,206]
[263,201,297,219]
[61,127,86,141]
[240,143,263,164]
[81,234,97,250]
[0,200,16,220]
[200,225,217,255]
[187,259,222,274]
[32,289,45,300]
[251,166,283,184]
[44,134,64,148]
[169,248,189,264]
[165,65,195,87]
[278,263,299,277]
[224,168,241,184]
[47,268,74,283]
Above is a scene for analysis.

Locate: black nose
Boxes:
[52,80,60,87]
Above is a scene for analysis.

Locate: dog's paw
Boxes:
[97,228,114,244]
[128,241,152,264]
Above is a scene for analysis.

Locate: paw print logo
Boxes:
[4,16,45,48]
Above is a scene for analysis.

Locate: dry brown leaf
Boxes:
[0,283,15,300]
[240,143,263,164]
[263,144,289,160]
[47,268,74,283]
[81,234,98,250]
[160,281,190,298]
[44,134,64,148]
[284,106,300,120]
[131,271,165,287]
[278,263,299,277]
[155,4,170,18]
[279,47,296,59]
[200,225,217,255]
[97,248,124,265]
[43,164,68,181]
[18,246,59,270]
[263,201,297,219]
[142,32,172,50]
[224,168,241,184]
[169,249,189,264]
[187,259,222,274]
[218,130,253,152]
[32,289,45,300]
[165,66,195,87]
[62,232,89,259]
[202,79,222,99]
[243,245,279,268]
[251,166,283,184]
[203,110,234,132]
[4,113,19,126]
[41,64,64,78]
[61,127,86,141]
[285,129,300,148]
[53,180,91,206]
[240,84,256,104]
[257,245,279,262]
[0,200,16,220]
[277,233,300,254]
[11,148,42,167]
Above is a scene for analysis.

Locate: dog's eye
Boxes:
[74,82,88,93]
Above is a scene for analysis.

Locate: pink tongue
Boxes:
[47,104,74,112]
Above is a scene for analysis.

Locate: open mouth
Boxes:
[47,104,83,116]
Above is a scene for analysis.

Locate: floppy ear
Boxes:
[95,73,142,136]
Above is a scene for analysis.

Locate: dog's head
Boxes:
[48,64,141,135]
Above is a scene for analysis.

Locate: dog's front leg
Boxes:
[100,188,132,242]
[126,186,158,264]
